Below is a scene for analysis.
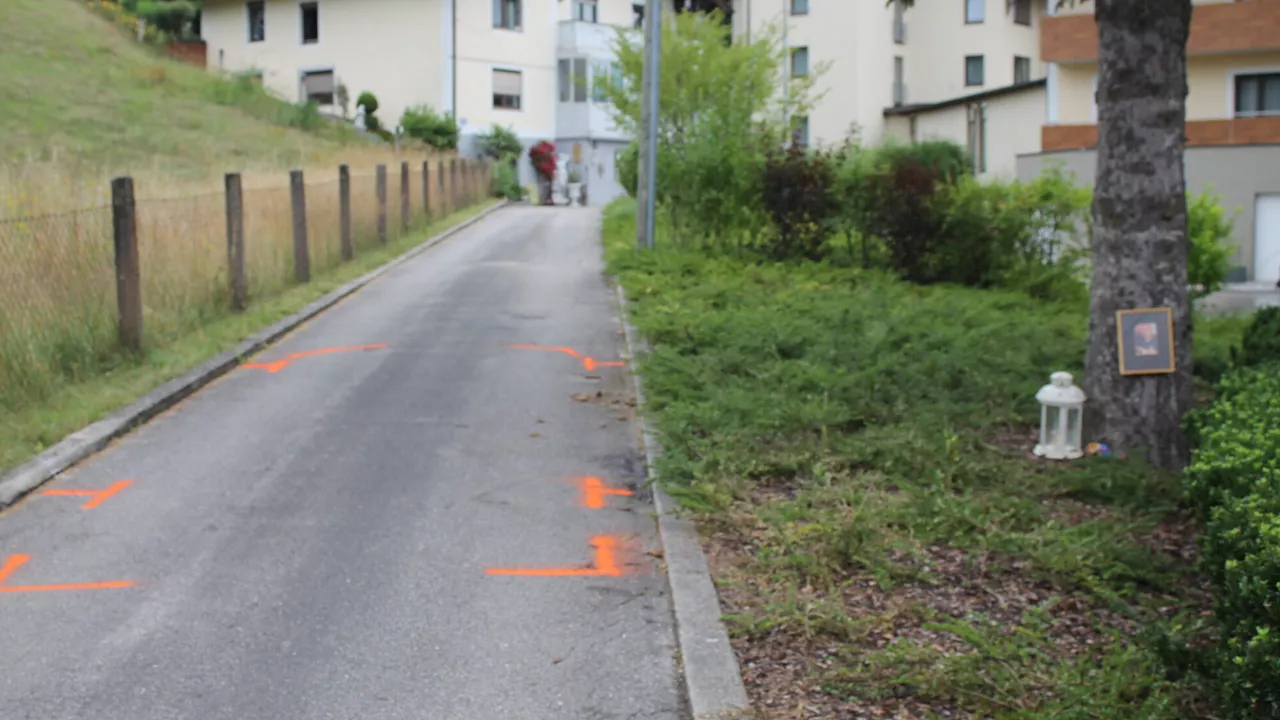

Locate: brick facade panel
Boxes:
[1042,0,1280,63]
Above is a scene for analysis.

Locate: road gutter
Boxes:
[614,284,753,720]
[0,201,510,510]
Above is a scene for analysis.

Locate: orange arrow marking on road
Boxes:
[243,344,387,373]
[508,344,626,372]
[485,536,623,577]
[0,555,133,594]
[42,480,132,510]
[580,477,633,510]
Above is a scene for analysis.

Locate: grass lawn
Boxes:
[0,201,499,475]
[0,0,362,177]
[604,199,1246,719]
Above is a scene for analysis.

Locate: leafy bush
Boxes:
[475,124,522,164]
[760,143,841,260]
[492,162,524,200]
[1233,307,1280,369]
[287,101,323,131]
[1187,188,1239,300]
[356,91,382,134]
[400,105,459,150]
[1184,365,1280,718]
[616,142,639,198]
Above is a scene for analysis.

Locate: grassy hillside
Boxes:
[0,0,362,178]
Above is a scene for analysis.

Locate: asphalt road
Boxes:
[0,206,684,720]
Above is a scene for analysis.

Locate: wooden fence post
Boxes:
[400,161,411,233]
[339,164,353,261]
[438,161,447,214]
[422,160,431,218]
[224,172,247,311]
[111,176,143,350]
[376,163,388,244]
[290,169,310,283]
[450,159,459,211]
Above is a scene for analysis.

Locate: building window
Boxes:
[1013,0,1032,26]
[300,2,318,44]
[573,0,598,23]
[791,116,809,148]
[247,1,265,42]
[300,69,334,106]
[966,103,987,174]
[558,59,571,102]
[893,0,906,43]
[893,56,905,106]
[493,69,522,109]
[1235,72,1280,117]
[965,55,984,86]
[790,47,809,77]
[573,58,588,102]
[791,0,809,15]
[592,59,618,103]
[1014,55,1031,84]
[632,3,644,29]
[494,0,521,30]
[965,0,984,23]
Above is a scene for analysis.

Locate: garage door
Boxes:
[1256,194,1280,284]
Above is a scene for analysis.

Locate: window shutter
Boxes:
[494,69,522,96]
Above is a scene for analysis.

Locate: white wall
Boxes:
[884,84,1046,180]
[202,0,442,127]
[903,0,1044,102]
[454,0,557,143]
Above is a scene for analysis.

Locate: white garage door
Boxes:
[1256,194,1280,284]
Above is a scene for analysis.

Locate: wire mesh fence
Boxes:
[0,156,495,410]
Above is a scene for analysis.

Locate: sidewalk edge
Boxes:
[614,283,753,720]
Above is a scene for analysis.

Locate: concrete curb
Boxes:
[613,284,753,720]
[0,200,510,510]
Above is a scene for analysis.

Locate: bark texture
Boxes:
[1083,0,1193,470]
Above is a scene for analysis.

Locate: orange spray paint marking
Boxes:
[580,477,633,510]
[485,536,622,577]
[509,345,626,372]
[243,344,387,374]
[42,480,132,510]
[508,344,582,358]
[0,555,133,594]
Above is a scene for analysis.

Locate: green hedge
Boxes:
[1185,363,1280,718]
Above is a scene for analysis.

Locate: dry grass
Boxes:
[0,153,492,414]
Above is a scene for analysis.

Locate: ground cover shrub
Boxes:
[603,197,1246,718]
[1184,364,1280,718]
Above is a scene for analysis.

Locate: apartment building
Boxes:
[1017,0,1280,284]
[732,0,1047,177]
[199,0,641,203]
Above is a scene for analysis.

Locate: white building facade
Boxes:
[200,0,641,204]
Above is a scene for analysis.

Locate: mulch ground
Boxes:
[702,495,1210,720]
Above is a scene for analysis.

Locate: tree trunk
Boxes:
[1082,0,1193,470]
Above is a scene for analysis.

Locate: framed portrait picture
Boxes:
[1116,307,1176,375]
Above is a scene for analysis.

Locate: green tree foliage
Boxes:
[123,0,201,39]
[595,10,824,244]
[1186,187,1239,300]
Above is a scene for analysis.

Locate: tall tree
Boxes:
[897,0,1194,469]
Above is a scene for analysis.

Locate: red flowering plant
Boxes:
[529,141,557,179]
[528,140,557,205]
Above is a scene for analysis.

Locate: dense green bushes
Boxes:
[1233,307,1280,368]
[400,105,459,150]
[1185,364,1280,719]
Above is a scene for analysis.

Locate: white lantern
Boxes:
[1033,371,1086,460]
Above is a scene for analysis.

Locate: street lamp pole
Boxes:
[635,0,662,250]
